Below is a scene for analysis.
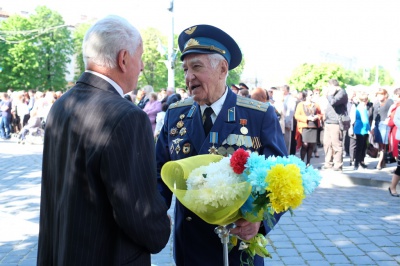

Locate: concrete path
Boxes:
[0,138,399,265]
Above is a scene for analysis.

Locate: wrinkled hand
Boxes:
[230,219,261,241]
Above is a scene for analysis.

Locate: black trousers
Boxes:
[349,136,356,162]
[355,134,368,165]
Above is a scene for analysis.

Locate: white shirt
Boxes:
[199,86,228,123]
[283,94,296,130]
[85,70,124,97]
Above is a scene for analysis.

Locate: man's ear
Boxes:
[219,60,229,78]
[118,49,128,72]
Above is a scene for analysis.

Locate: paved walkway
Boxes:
[0,138,399,265]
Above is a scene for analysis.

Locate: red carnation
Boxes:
[230,148,250,174]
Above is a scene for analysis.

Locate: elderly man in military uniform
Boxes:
[156,24,287,266]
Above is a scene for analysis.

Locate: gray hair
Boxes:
[141,85,154,95]
[208,53,225,69]
[82,15,142,69]
[208,53,228,80]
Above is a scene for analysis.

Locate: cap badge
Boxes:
[184,26,197,35]
[185,38,199,49]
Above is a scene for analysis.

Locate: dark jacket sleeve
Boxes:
[155,109,174,207]
[327,88,348,109]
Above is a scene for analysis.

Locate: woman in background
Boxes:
[351,93,371,170]
[389,90,400,197]
[372,88,393,170]
[295,90,322,166]
[143,92,162,134]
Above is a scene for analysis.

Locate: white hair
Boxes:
[208,53,229,80]
[208,53,225,69]
[166,87,175,93]
[82,15,142,69]
[141,85,154,94]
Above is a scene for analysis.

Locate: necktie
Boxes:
[203,107,214,136]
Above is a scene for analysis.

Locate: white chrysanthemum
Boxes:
[184,157,247,212]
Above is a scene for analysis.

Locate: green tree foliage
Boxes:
[366,66,394,86]
[73,22,93,80]
[0,12,244,93]
[288,63,394,92]
[0,6,73,92]
[288,63,347,91]
[0,15,37,91]
[227,58,245,86]
[172,41,186,89]
[138,28,169,90]
[31,6,73,91]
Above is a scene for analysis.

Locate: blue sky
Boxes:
[2,0,400,86]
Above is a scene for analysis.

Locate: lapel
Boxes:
[77,72,121,97]
[193,89,238,154]
[185,103,205,154]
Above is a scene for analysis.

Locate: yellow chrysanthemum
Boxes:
[265,164,305,213]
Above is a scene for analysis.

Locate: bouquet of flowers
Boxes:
[161,149,322,263]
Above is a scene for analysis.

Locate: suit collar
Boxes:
[77,72,121,97]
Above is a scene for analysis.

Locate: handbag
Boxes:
[367,144,378,158]
[367,134,378,158]
[338,115,351,131]
[385,151,397,164]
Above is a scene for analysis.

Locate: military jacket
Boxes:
[156,88,287,266]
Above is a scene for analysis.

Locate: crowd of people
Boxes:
[243,82,400,198]
[0,89,61,143]
[116,74,400,201]
[2,79,399,196]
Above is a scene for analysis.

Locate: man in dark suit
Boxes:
[156,24,287,266]
[164,87,181,107]
[37,15,171,266]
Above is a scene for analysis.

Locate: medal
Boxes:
[244,136,252,150]
[225,134,237,155]
[172,138,183,144]
[226,147,235,155]
[240,119,248,135]
[217,146,227,156]
[177,114,185,129]
[208,132,219,155]
[171,138,183,154]
[170,127,178,136]
[179,127,187,136]
[236,135,245,147]
[175,144,181,154]
[208,145,218,154]
[183,143,191,154]
[240,127,248,135]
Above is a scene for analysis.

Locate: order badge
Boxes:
[240,119,248,135]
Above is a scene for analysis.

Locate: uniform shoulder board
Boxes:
[236,96,269,112]
[168,97,194,109]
